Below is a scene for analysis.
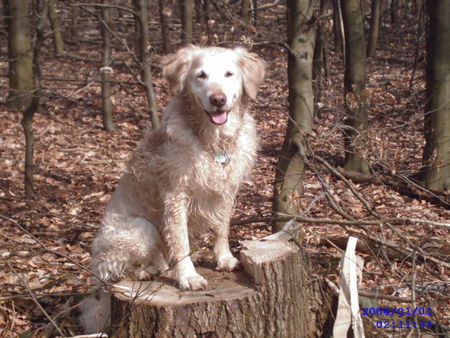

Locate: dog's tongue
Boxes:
[210,110,229,125]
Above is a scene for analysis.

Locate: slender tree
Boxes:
[272,0,317,231]
[69,6,79,40]
[180,0,194,45]
[158,0,171,53]
[421,0,450,192]
[200,0,211,44]
[5,0,47,199]
[367,0,381,57]
[133,0,160,128]
[101,0,115,131]
[48,0,64,56]
[4,0,34,112]
[313,0,331,108]
[332,0,343,55]
[241,0,251,24]
[252,0,258,25]
[390,0,401,26]
[341,0,370,175]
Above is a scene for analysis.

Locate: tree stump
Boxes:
[110,238,331,337]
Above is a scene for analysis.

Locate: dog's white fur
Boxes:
[80,46,265,333]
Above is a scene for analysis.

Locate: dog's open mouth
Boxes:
[207,110,230,125]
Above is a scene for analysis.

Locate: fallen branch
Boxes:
[231,215,450,229]
[358,290,411,304]
[231,214,450,269]
[21,273,64,336]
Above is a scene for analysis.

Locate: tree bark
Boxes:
[133,0,160,129]
[110,238,331,336]
[101,0,115,131]
[341,0,370,175]
[422,0,450,192]
[272,0,317,232]
[366,0,381,57]
[181,0,194,45]
[48,0,64,56]
[4,0,34,112]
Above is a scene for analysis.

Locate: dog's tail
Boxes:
[79,289,111,334]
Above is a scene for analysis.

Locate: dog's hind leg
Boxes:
[91,214,164,280]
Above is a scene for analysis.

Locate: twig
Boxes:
[312,152,378,217]
[302,144,449,267]
[324,279,414,303]
[65,1,137,16]
[358,290,414,304]
[21,273,64,336]
[249,0,280,12]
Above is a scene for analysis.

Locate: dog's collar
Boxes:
[213,151,230,166]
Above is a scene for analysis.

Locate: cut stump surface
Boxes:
[110,239,330,337]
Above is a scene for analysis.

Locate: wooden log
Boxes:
[110,238,331,337]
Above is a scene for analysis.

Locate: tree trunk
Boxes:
[101,0,115,131]
[241,0,251,23]
[253,0,258,26]
[133,0,160,129]
[21,110,36,199]
[422,0,450,192]
[313,0,331,111]
[158,0,171,53]
[272,0,317,232]
[118,9,128,33]
[11,0,46,199]
[341,0,370,175]
[110,237,331,336]
[4,0,34,112]
[201,0,211,44]
[332,0,343,55]
[70,6,79,41]
[181,0,194,45]
[367,0,381,57]
[390,0,401,26]
[48,0,64,56]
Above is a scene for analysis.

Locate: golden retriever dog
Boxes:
[80,46,265,333]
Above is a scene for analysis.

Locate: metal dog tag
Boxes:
[213,152,230,166]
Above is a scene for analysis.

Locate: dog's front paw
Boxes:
[216,255,239,271]
[178,272,207,291]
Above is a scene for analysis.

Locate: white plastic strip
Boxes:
[333,236,365,338]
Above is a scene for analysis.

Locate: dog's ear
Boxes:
[235,48,266,99]
[161,46,197,95]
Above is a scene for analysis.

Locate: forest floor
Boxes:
[0,2,449,337]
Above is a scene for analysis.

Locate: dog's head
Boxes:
[162,46,265,125]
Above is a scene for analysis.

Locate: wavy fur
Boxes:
[81,46,265,333]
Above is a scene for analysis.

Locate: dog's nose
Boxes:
[210,93,227,107]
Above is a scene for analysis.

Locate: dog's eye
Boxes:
[225,71,234,78]
[197,71,207,79]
